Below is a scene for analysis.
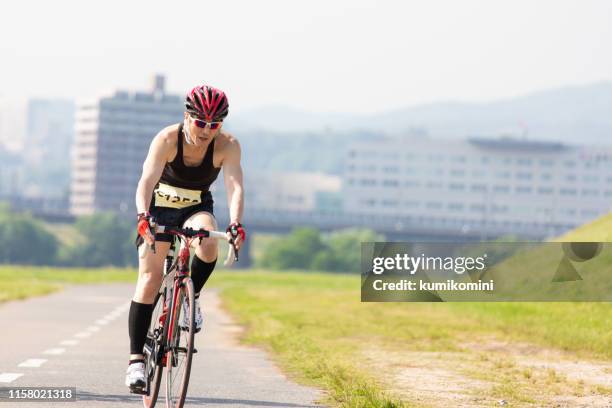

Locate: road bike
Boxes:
[137,222,238,408]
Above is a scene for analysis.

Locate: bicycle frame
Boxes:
[164,232,195,359]
[146,224,238,349]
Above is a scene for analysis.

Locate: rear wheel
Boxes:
[165,278,195,408]
[142,289,166,408]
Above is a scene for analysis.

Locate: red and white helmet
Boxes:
[185,85,229,121]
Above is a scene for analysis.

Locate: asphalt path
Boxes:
[0,283,323,408]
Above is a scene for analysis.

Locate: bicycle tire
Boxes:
[165,278,195,408]
[142,290,165,408]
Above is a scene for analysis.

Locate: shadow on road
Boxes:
[76,390,321,407]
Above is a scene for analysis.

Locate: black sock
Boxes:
[128,300,153,355]
[191,255,217,296]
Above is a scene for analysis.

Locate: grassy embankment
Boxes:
[206,214,612,407]
[2,218,612,406]
[209,273,612,407]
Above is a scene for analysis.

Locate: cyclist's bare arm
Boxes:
[135,127,176,242]
[221,135,244,245]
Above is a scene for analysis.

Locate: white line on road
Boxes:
[74,331,92,339]
[102,303,130,322]
[18,359,47,368]
[0,373,23,383]
[60,340,79,346]
[43,348,66,355]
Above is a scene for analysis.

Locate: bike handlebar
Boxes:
[138,223,238,267]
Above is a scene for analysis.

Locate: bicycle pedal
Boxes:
[130,388,147,396]
[129,384,147,395]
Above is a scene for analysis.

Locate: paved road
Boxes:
[0,284,323,407]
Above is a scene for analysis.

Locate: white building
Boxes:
[70,75,183,215]
[344,135,612,238]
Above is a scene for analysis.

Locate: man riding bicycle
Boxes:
[125,84,246,392]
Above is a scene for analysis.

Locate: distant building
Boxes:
[70,75,183,215]
[0,143,22,197]
[27,99,75,146]
[0,97,26,151]
[212,171,342,215]
[25,99,75,198]
[343,136,612,238]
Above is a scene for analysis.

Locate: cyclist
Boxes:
[125,84,246,392]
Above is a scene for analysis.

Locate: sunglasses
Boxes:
[190,116,222,129]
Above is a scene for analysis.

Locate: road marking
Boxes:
[74,331,92,339]
[18,359,47,368]
[43,348,66,355]
[86,326,100,332]
[103,303,130,321]
[60,340,79,346]
[0,373,23,383]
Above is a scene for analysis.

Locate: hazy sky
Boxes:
[1,0,611,113]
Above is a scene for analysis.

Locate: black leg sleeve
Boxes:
[128,300,153,355]
[191,255,217,297]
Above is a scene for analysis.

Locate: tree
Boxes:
[62,212,136,267]
[259,227,326,270]
[314,228,384,272]
[0,204,59,265]
[259,227,384,273]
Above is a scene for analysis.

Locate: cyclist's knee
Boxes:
[136,266,162,298]
[195,239,217,262]
[138,266,162,281]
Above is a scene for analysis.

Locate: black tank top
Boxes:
[158,123,221,191]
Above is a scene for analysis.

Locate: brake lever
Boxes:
[229,238,239,262]
[148,218,157,254]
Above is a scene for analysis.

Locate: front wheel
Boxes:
[143,290,165,408]
[165,278,195,408]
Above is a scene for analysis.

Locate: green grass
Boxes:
[0,265,136,302]
[209,271,416,407]
[209,268,612,407]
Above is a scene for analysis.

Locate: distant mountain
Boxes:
[231,82,612,144]
[229,105,355,133]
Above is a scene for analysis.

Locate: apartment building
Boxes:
[344,135,612,238]
[70,75,183,215]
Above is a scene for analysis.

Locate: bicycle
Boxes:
[137,221,238,408]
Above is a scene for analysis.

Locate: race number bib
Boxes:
[154,183,202,209]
